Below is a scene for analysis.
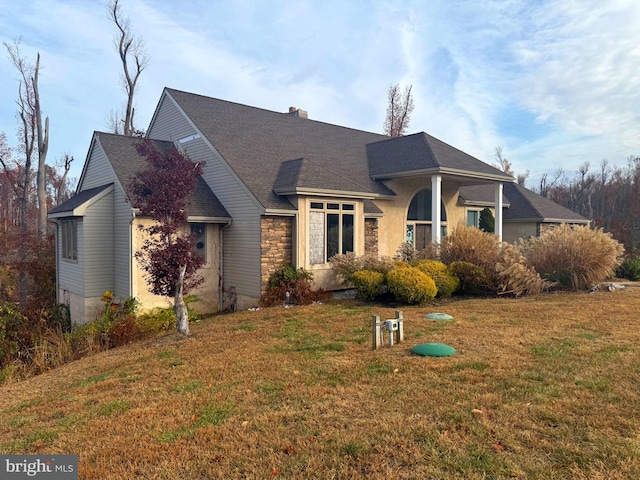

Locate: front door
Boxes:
[415,224,431,251]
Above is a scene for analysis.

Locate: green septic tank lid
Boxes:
[412,343,456,357]
[425,312,454,321]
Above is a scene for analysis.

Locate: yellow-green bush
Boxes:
[329,253,395,284]
[351,270,386,300]
[411,259,460,297]
[387,267,437,304]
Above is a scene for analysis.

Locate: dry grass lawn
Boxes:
[2,289,640,479]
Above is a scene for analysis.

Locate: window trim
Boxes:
[308,201,356,265]
[61,218,78,262]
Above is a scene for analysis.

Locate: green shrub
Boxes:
[351,270,386,300]
[387,267,437,304]
[448,261,492,295]
[524,225,624,290]
[261,264,324,307]
[479,207,495,233]
[616,256,640,281]
[0,303,26,368]
[411,259,460,297]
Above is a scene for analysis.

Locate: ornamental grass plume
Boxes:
[523,224,624,291]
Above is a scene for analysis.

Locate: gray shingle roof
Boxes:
[459,183,589,223]
[166,89,403,210]
[94,132,230,219]
[49,184,112,215]
[273,157,380,196]
[367,133,514,181]
[501,182,588,223]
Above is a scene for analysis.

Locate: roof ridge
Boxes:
[165,87,390,139]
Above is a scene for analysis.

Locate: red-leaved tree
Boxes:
[129,140,205,335]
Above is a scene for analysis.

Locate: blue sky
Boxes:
[1,0,639,188]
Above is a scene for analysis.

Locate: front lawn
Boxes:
[1,289,640,479]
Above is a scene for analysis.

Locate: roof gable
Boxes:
[80,132,230,220]
[367,133,513,182]
[48,184,113,218]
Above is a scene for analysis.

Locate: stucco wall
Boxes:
[375,176,465,258]
[132,219,222,314]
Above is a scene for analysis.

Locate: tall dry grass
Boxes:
[524,224,624,290]
[437,225,502,274]
[495,243,555,296]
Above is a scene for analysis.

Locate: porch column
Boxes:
[495,182,503,242]
[432,175,442,244]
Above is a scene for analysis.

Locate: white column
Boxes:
[432,175,442,244]
[494,183,503,242]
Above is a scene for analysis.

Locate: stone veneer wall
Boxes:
[260,216,293,292]
[365,218,379,257]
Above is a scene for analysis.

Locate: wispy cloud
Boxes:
[1,0,638,185]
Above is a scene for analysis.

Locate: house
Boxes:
[459,183,589,243]
[49,88,588,324]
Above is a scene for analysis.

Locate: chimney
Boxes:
[287,106,308,119]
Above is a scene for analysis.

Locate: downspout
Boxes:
[218,220,232,311]
[129,208,137,299]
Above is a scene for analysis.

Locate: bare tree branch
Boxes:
[107,0,149,136]
[384,83,414,137]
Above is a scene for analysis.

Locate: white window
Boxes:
[309,202,355,265]
[467,210,480,228]
[61,219,78,261]
[406,189,447,250]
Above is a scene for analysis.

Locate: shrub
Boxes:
[411,259,460,297]
[438,225,501,288]
[0,303,26,368]
[395,242,417,262]
[261,264,324,307]
[329,253,395,284]
[479,207,495,233]
[387,267,437,304]
[616,256,640,281]
[448,261,492,295]
[351,270,386,300]
[524,224,624,290]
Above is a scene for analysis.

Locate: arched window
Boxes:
[406,189,447,250]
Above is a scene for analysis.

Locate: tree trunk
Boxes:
[174,264,189,336]
[34,53,49,239]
